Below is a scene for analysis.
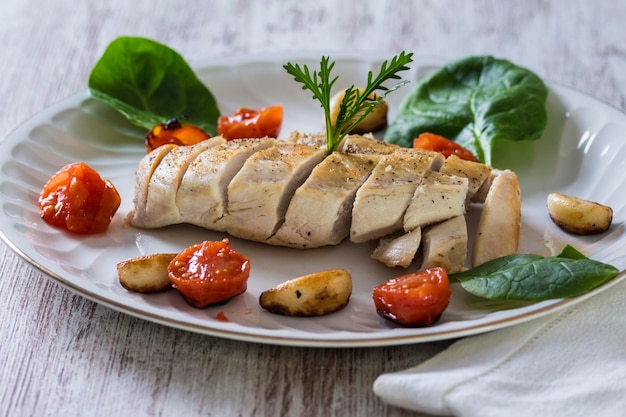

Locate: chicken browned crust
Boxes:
[127,134,515,270]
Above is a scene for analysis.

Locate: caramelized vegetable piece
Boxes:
[117,253,178,293]
[373,267,451,327]
[413,132,477,162]
[145,118,210,152]
[259,269,352,317]
[168,239,250,308]
[547,192,613,235]
[38,162,121,234]
[217,105,283,140]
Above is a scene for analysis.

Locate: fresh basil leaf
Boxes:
[384,56,548,166]
[88,36,219,135]
[451,253,619,301]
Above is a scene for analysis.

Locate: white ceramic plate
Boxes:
[1,53,625,347]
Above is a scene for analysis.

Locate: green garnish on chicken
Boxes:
[283,52,413,154]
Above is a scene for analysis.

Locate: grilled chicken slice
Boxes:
[288,131,408,155]
[371,228,422,268]
[268,152,381,248]
[403,171,469,231]
[421,215,468,273]
[471,169,521,267]
[338,134,447,161]
[471,173,493,204]
[285,131,327,148]
[350,151,444,243]
[127,133,508,270]
[439,155,493,203]
[140,137,226,227]
[337,134,401,155]
[128,143,177,228]
[217,142,326,241]
[128,140,230,228]
[176,138,275,229]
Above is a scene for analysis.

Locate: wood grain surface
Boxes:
[1,1,624,416]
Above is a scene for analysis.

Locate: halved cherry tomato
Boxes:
[168,239,250,308]
[38,162,121,234]
[413,132,477,162]
[217,105,283,140]
[145,118,210,152]
[372,267,451,327]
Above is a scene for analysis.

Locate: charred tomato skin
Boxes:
[38,162,121,234]
[217,105,283,140]
[168,239,251,309]
[413,132,477,162]
[373,267,451,327]
[145,118,210,152]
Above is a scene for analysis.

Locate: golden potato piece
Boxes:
[117,253,178,293]
[259,269,352,317]
[330,88,388,133]
[547,192,613,235]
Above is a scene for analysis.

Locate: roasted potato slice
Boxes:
[259,269,352,317]
[547,192,613,235]
[117,253,177,293]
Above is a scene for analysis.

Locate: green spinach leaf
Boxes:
[88,36,219,134]
[450,245,619,301]
[555,244,588,260]
[383,56,548,166]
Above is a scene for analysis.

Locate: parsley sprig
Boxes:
[283,52,414,154]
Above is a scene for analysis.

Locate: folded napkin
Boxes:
[373,276,626,417]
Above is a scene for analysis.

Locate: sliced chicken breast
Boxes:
[127,143,177,228]
[268,152,381,248]
[141,137,226,227]
[404,171,469,231]
[371,227,422,268]
[421,215,468,273]
[338,134,446,160]
[471,173,493,204]
[337,134,401,155]
[127,133,514,271]
[439,155,493,203]
[350,151,444,243]
[285,131,327,148]
[471,169,521,267]
[218,142,326,241]
[175,137,275,229]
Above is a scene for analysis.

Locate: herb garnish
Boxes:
[283,52,413,154]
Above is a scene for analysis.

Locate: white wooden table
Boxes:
[1,1,624,416]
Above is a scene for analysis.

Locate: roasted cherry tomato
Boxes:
[217,104,283,140]
[372,267,451,327]
[38,162,121,234]
[145,118,210,152]
[413,132,477,162]
[168,239,251,308]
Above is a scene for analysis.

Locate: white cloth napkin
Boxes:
[373,276,626,417]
